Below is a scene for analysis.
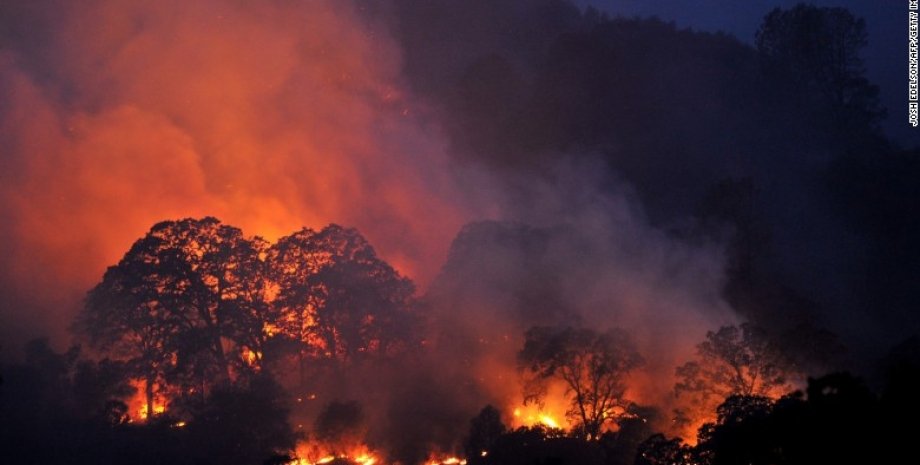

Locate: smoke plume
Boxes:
[0,0,479,348]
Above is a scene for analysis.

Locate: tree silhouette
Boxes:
[184,374,297,465]
[269,225,418,366]
[674,324,796,434]
[77,217,269,417]
[518,326,643,440]
[464,405,506,464]
[635,434,694,465]
[693,394,776,465]
[756,4,883,139]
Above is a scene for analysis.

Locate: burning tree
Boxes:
[674,323,796,430]
[518,326,643,440]
[77,218,271,417]
[269,225,419,366]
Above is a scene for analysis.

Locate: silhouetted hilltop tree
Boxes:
[757,3,884,142]
[77,217,271,417]
[519,326,643,440]
[598,405,660,465]
[268,225,419,367]
[464,405,506,464]
[674,324,797,431]
[694,394,776,465]
[639,371,910,465]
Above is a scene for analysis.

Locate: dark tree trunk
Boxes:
[146,374,155,421]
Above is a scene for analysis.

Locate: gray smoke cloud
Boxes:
[0,0,742,461]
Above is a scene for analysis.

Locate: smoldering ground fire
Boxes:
[68,215,733,464]
[2,1,919,465]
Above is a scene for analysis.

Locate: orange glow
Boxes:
[141,403,167,420]
[508,380,572,431]
[293,441,380,465]
[0,0,480,349]
[126,379,167,422]
[511,404,567,430]
[426,455,467,465]
[242,346,261,366]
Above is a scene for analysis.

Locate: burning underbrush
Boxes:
[4,214,836,465]
[0,215,885,465]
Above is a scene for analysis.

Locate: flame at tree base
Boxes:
[292,442,379,465]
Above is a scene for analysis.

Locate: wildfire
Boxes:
[504,376,573,431]
[302,456,375,465]
[126,379,168,421]
[140,403,167,419]
[242,346,261,366]
[425,455,466,465]
[511,407,564,430]
[292,442,379,465]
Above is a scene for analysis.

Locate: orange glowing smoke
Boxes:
[508,381,572,430]
[0,0,485,349]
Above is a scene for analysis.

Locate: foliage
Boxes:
[76,217,272,415]
[635,434,694,465]
[756,4,883,138]
[269,225,419,363]
[464,405,507,464]
[519,326,643,439]
[77,218,421,418]
[674,324,795,428]
[640,371,915,465]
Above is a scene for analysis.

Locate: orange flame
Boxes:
[126,379,167,422]
[293,441,380,465]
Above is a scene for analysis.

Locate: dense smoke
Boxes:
[382,0,916,356]
[2,0,917,463]
[0,0,479,347]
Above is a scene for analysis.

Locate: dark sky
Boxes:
[578,0,917,147]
